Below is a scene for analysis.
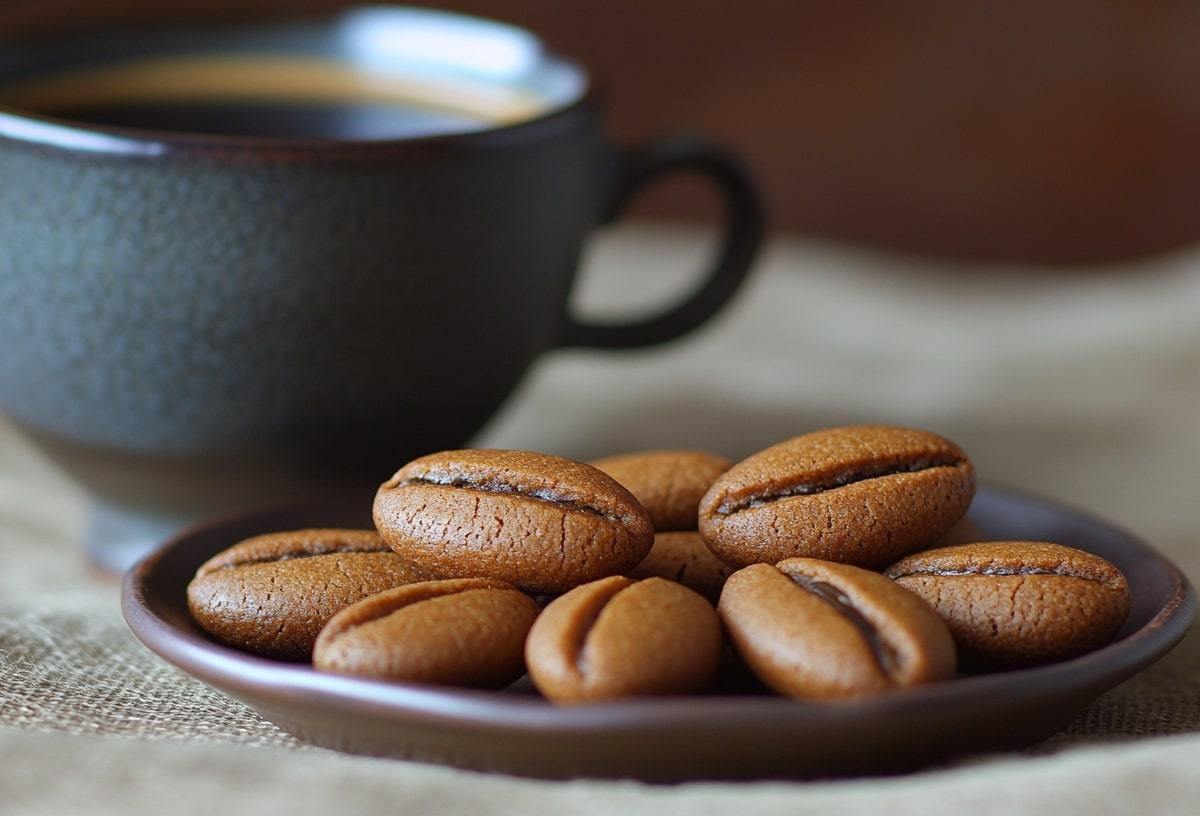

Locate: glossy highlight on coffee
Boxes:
[0,55,553,139]
[0,8,586,140]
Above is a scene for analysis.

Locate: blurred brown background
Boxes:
[7,0,1200,263]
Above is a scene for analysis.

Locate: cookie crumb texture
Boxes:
[628,531,734,602]
[186,529,432,661]
[591,449,732,532]
[526,576,723,703]
[374,449,654,595]
[313,578,539,687]
[699,426,976,569]
[887,541,1131,668]
[718,559,956,699]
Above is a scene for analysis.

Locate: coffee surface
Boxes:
[0,55,554,139]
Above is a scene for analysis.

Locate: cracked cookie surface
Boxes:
[628,531,734,603]
[591,449,731,532]
[886,541,1131,668]
[699,426,976,568]
[374,449,654,595]
[186,529,432,660]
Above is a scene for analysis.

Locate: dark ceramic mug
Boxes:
[0,7,763,568]
[0,7,762,467]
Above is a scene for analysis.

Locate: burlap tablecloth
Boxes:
[2,227,1198,813]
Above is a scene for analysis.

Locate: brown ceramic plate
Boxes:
[122,486,1194,781]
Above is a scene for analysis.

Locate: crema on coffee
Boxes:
[0,9,585,139]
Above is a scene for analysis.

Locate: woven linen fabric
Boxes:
[0,608,306,750]
[1,227,1198,813]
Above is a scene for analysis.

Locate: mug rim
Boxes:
[0,7,596,158]
[0,90,597,158]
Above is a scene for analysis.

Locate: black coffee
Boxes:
[0,55,550,140]
[35,100,489,140]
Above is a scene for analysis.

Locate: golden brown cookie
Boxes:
[313,578,539,687]
[591,449,732,531]
[628,531,734,603]
[373,449,654,594]
[718,558,956,699]
[699,426,976,569]
[885,541,1131,668]
[187,529,432,660]
[525,576,723,703]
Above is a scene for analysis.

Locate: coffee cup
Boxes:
[0,6,764,569]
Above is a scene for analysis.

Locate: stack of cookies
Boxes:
[187,425,1131,704]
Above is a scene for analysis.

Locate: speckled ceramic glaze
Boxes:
[0,8,763,479]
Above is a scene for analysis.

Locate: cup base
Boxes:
[83,499,190,575]
[10,421,383,576]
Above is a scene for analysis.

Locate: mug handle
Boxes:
[557,134,766,349]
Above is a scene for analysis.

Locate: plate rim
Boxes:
[120,485,1197,736]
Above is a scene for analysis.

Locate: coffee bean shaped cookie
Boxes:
[885,541,1131,668]
[187,529,432,660]
[718,559,956,699]
[526,576,723,703]
[699,426,975,568]
[591,449,732,532]
[313,578,539,687]
[628,531,734,603]
[374,449,654,594]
